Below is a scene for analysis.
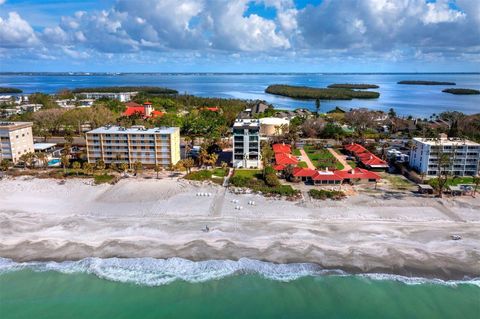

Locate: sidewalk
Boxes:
[327,148,352,171]
[299,149,316,170]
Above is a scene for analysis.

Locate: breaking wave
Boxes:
[0,257,478,287]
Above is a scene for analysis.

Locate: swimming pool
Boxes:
[48,158,61,167]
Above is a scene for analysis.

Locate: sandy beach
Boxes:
[0,176,479,280]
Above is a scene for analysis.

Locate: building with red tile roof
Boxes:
[273,152,298,170]
[272,143,292,154]
[335,168,381,181]
[123,101,164,118]
[344,143,388,170]
[201,107,220,112]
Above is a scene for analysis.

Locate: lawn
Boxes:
[347,160,357,168]
[233,169,262,179]
[292,148,301,156]
[428,176,475,187]
[211,168,228,177]
[297,161,308,168]
[303,145,344,170]
[380,173,415,190]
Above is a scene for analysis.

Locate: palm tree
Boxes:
[315,99,320,117]
[472,176,480,197]
[133,161,143,176]
[182,158,194,174]
[206,153,218,168]
[36,152,48,169]
[120,162,129,175]
[0,159,12,172]
[154,164,162,179]
[72,161,81,176]
[61,154,70,174]
[96,160,106,173]
[82,162,94,175]
[198,148,208,168]
[184,136,192,158]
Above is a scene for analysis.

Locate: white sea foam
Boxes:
[0,257,478,287]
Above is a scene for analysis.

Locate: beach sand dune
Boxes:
[0,177,479,280]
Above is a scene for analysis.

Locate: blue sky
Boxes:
[0,0,479,72]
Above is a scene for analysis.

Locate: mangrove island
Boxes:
[442,88,480,95]
[265,84,380,100]
[398,80,456,85]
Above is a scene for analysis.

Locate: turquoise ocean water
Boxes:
[0,257,479,319]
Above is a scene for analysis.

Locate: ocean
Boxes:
[0,257,479,319]
[1,73,479,117]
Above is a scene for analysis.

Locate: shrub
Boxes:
[184,170,212,181]
[230,175,251,187]
[265,173,280,187]
[309,189,346,200]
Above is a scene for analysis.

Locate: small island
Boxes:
[398,80,456,85]
[442,88,480,95]
[0,87,23,93]
[265,84,380,100]
[327,83,379,89]
[72,86,178,94]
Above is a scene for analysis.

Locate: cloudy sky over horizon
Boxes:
[1,0,479,72]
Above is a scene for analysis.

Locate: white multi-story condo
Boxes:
[0,121,34,163]
[86,125,180,167]
[232,119,261,168]
[81,92,137,102]
[409,136,480,177]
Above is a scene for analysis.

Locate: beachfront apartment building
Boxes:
[409,137,480,177]
[0,121,34,163]
[86,125,180,167]
[232,119,261,168]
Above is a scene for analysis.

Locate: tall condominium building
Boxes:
[86,125,180,167]
[409,137,480,177]
[232,119,261,168]
[0,121,34,163]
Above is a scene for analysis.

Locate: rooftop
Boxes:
[233,119,260,128]
[259,117,290,125]
[413,137,480,146]
[34,143,57,151]
[87,125,178,135]
[0,121,33,130]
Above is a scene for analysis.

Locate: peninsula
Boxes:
[0,87,23,93]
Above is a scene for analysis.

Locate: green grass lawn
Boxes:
[211,168,228,177]
[303,145,344,170]
[292,149,301,156]
[233,169,262,179]
[347,160,357,168]
[297,161,308,168]
[427,176,475,187]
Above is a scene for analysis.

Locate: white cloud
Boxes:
[1,0,479,66]
[422,0,465,24]
[208,0,290,51]
[0,12,38,48]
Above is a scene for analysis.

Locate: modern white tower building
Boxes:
[409,136,480,177]
[232,119,261,168]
